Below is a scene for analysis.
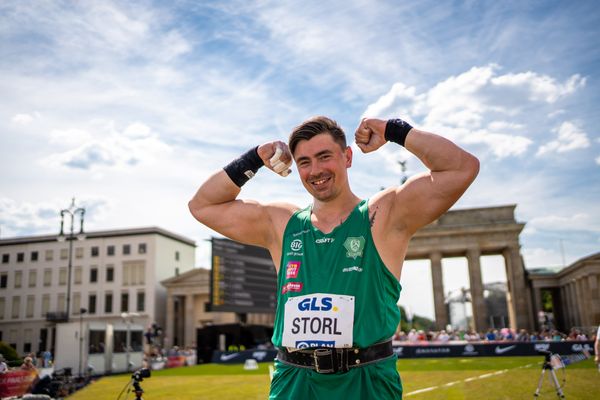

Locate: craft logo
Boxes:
[286,261,301,279]
[315,237,334,244]
[282,282,303,294]
[290,239,303,251]
[343,237,365,259]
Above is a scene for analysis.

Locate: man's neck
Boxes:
[311,191,361,230]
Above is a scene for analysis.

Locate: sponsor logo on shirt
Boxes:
[286,261,301,279]
[290,239,303,252]
[282,282,303,294]
[292,229,310,237]
[315,237,334,244]
[343,236,365,259]
[296,340,335,349]
[342,266,363,273]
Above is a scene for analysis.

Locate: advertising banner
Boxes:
[210,341,595,364]
[0,369,39,398]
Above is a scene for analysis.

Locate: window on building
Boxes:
[0,273,7,288]
[17,252,24,262]
[1,254,8,263]
[120,292,129,312]
[14,271,22,288]
[91,246,99,257]
[138,243,147,254]
[45,249,53,261]
[43,269,52,286]
[123,261,144,286]
[74,266,82,285]
[57,294,65,314]
[106,266,114,282]
[175,251,180,261]
[23,329,32,353]
[58,267,67,286]
[136,292,145,312]
[41,295,50,317]
[73,293,81,314]
[28,270,37,288]
[0,297,5,320]
[31,251,38,262]
[107,245,115,256]
[11,296,20,319]
[89,330,106,354]
[75,247,83,259]
[90,267,98,283]
[105,293,113,313]
[60,249,68,260]
[123,244,131,255]
[88,294,97,314]
[26,295,34,318]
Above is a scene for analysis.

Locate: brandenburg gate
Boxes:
[407,204,534,332]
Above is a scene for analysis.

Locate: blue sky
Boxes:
[1,0,599,319]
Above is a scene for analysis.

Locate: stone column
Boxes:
[580,277,591,328]
[503,246,532,331]
[185,294,195,348]
[576,279,585,328]
[532,286,543,330]
[429,252,448,329]
[589,274,600,325]
[568,281,580,327]
[561,286,573,329]
[467,248,486,332]
[165,293,174,349]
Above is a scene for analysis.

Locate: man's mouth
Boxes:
[309,176,331,187]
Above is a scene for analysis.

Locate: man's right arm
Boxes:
[188,141,297,262]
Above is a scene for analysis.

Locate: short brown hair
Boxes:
[288,116,347,154]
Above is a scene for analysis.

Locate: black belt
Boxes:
[276,340,394,374]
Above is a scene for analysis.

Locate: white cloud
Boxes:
[536,121,590,156]
[41,122,171,171]
[363,65,585,161]
[11,113,38,125]
[596,156,600,165]
[529,213,599,232]
[491,72,585,103]
[0,197,111,237]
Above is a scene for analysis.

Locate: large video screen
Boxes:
[210,238,277,313]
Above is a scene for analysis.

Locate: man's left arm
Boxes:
[356,118,480,235]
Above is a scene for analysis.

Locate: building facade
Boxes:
[0,227,195,356]
[527,252,600,334]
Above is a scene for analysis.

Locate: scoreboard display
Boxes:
[210,237,277,313]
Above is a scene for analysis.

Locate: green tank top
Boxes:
[271,199,401,349]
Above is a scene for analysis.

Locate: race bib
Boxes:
[282,293,354,349]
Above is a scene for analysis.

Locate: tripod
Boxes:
[533,352,565,399]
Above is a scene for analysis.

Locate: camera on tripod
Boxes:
[132,368,151,382]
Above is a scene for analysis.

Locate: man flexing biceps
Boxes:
[189,116,479,399]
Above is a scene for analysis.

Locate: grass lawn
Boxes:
[68,357,599,400]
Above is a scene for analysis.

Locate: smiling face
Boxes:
[293,133,352,202]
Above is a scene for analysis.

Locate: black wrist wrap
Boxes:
[385,118,413,147]
[223,146,264,187]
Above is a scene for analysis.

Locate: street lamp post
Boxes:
[79,307,88,377]
[58,198,85,323]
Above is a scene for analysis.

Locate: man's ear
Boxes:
[345,146,353,168]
